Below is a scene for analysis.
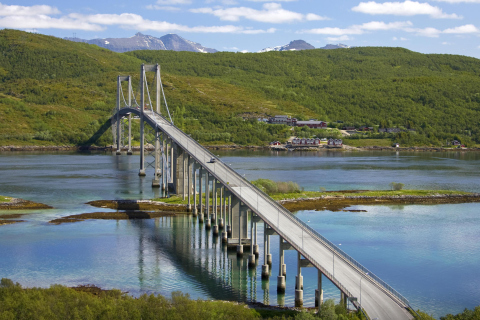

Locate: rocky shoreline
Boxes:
[1,144,480,152]
[49,210,177,225]
[0,198,52,210]
[279,193,480,211]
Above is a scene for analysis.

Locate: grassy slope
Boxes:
[0,196,12,203]
[1,29,480,147]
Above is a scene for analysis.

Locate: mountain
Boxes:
[320,43,351,49]
[64,33,217,53]
[159,34,216,53]
[259,40,315,53]
[259,40,351,53]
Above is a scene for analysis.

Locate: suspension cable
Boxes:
[158,66,174,124]
[119,81,128,107]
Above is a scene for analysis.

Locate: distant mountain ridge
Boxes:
[64,33,217,53]
[259,40,350,52]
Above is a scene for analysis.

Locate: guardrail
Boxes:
[117,108,411,308]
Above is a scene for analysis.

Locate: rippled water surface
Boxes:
[1,150,479,319]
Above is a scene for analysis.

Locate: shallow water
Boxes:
[0,150,479,319]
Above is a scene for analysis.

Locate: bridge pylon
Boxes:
[114,75,132,155]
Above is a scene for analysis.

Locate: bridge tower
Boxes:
[114,76,132,155]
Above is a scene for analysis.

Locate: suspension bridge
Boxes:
[111,64,416,320]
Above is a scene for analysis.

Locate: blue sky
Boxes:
[1,0,480,58]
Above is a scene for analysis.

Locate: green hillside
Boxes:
[1,29,480,147]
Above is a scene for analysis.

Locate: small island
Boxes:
[0,196,52,226]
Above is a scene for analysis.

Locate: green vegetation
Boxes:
[342,139,392,147]
[251,179,301,195]
[389,182,405,191]
[0,196,12,203]
[0,278,365,320]
[269,189,472,201]
[440,306,480,320]
[1,29,480,147]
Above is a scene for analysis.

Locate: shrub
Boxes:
[389,182,405,191]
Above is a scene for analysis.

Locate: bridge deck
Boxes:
[119,108,414,320]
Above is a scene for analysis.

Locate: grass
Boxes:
[0,195,12,203]
[270,189,473,201]
[343,138,393,147]
[153,189,473,204]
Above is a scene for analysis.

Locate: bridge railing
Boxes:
[143,110,410,308]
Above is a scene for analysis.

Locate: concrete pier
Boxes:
[295,252,304,307]
[277,275,286,293]
[315,270,324,308]
[262,264,269,279]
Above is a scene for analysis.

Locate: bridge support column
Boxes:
[170,143,174,183]
[152,129,161,188]
[205,171,211,229]
[295,252,304,307]
[192,163,198,216]
[187,156,193,211]
[173,143,185,196]
[198,167,204,223]
[227,192,232,236]
[315,270,324,308]
[127,113,133,155]
[262,224,271,279]
[221,188,229,243]
[218,186,224,229]
[253,218,259,256]
[183,152,187,200]
[248,212,256,268]
[212,180,217,224]
[277,236,286,293]
[340,292,347,309]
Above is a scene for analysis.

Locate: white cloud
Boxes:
[300,21,411,35]
[442,41,451,44]
[0,3,60,16]
[246,0,297,1]
[70,12,275,33]
[352,1,462,19]
[0,15,102,30]
[146,5,181,11]
[432,0,480,2]
[361,21,413,30]
[405,26,442,37]
[191,3,328,23]
[393,36,408,40]
[443,24,479,33]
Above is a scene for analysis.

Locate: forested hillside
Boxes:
[1,29,479,147]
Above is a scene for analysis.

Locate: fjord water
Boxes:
[0,150,479,319]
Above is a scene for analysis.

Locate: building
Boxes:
[327,139,343,147]
[268,115,297,126]
[289,138,320,147]
[296,120,327,129]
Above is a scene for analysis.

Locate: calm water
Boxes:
[1,150,479,318]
